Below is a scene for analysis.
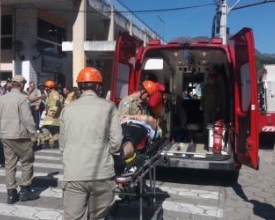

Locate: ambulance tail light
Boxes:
[267,116,273,126]
[149,39,161,46]
[168,41,179,44]
[211,38,223,44]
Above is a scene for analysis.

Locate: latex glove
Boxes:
[30,132,38,142]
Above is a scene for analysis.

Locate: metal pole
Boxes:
[218,0,228,44]
[0,1,2,77]
[107,5,115,41]
[139,175,143,220]
[157,15,164,43]
[153,162,156,204]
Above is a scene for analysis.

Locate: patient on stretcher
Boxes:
[114,115,161,175]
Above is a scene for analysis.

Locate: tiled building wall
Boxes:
[14,4,37,84]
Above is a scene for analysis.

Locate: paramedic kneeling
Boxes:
[118,80,158,116]
[59,67,123,220]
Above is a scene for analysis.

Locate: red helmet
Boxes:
[149,83,166,116]
[44,80,55,89]
[77,67,103,83]
[142,80,157,96]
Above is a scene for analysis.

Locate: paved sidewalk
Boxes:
[224,148,275,220]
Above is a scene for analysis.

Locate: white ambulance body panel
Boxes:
[263,64,275,112]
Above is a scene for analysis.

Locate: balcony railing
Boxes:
[89,0,164,42]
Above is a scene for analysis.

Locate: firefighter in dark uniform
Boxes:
[0,75,39,204]
[118,80,158,117]
[41,80,63,148]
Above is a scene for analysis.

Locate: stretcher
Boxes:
[110,138,166,220]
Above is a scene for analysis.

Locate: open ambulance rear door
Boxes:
[110,32,141,105]
[230,28,259,170]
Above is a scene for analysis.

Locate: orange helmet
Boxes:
[44,80,56,89]
[77,67,103,83]
[142,80,157,96]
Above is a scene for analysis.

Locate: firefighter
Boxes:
[62,86,80,105]
[148,83,168,136]
[59,67,122,220]
[148,83,166,117]
[118,80,158,117]
[41,80,63,148]
[0,75,39,204]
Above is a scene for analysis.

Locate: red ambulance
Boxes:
[110,28,259,173]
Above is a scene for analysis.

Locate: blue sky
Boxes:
[119,0,275,54]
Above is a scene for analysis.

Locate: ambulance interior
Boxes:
[141,47,232,157]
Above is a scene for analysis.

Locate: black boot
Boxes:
[42,140,50,149]
[33,141,41,151]
[53,140,59,149]
[7,188,19,204]
[19,186,39,201]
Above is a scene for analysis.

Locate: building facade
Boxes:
[0,0,160,95]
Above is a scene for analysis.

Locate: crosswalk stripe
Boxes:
[156,185,219,200]
[162,200,224,218]
[0,200,223,219]
[0,183,224,218]
[0,168,221,202]
[35,155,62,161]
[36,149,61,155]
[0,169,63,181]
[33,162,63,170]
[0,149,225,219]
[0,168,220,200]
[0,184,62,198]
[0,183,220,201]
[0,203,62,220]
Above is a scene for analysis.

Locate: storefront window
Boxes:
[37,18,65,85]
[1,15,13,49]
[0,71,12,81]
[37,19,65,44]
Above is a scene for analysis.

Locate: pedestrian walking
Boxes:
[2,78,12,95]
[59,67,123,220]
[0,75,39,204]
[28,81,45,130]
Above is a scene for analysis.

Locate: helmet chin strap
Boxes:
[80,83,103,97]
[96,84,103,97]
[140,89,147,97]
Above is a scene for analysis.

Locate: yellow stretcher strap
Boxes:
[125,152,137,164]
